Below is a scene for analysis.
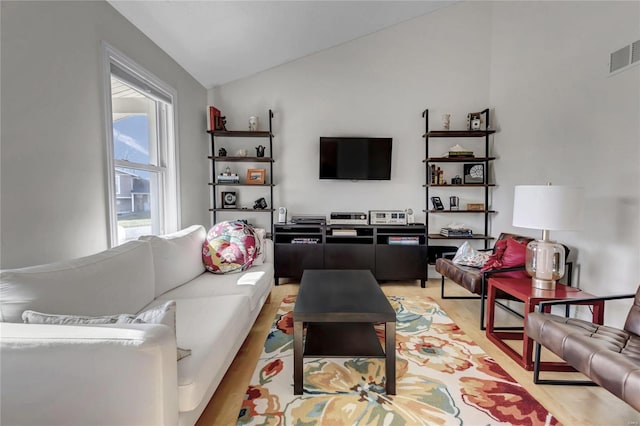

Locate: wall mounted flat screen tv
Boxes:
[319,137,392,180]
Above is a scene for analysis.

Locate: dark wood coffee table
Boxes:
[293,269,397,395]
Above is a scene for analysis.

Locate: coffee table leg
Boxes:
[294,320,303,395]
[385,321,396,395]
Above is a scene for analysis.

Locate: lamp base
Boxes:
[531,277,556,291]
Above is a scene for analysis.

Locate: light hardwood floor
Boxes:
[196,279,640,426]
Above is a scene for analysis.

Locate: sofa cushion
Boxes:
[157,263,274,313]
[0,241,155,323]
[22,300,175,328]
[202,221,257,274]
[142,295,252,412]
[140,225,206,297]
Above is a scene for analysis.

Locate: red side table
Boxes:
[486,277,604,371]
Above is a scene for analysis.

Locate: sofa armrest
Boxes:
[1,322,179,426]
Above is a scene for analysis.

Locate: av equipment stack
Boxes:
[330,212,368,225]
[369,210,408,225]
[291,215,326,225]
[273,223,427,288]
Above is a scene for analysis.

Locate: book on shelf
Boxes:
[291,238,320,244]
[332,229,357,236]
[448,151,474,158]
[388,236,420,245]
[208,106,221,131]
[217,175,240,183]
[440,228,473,237]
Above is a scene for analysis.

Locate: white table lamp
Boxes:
[512,184,583,290]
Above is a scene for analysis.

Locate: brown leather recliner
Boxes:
[525,286,640,411]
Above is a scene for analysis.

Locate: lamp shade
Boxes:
[512,185,584,231]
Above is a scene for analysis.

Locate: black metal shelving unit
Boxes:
[422,108,496,262]
[207,110,275,232]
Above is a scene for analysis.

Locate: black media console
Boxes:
[274,223,427,287]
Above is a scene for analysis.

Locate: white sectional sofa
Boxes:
[0,225,274,426]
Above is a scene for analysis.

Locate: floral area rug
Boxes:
[237,295,559,425]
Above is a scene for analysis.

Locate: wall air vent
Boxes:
[631,40,640,64]
[610,45,630,73]
[609,39,640,75]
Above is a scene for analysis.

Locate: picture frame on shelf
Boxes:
[431,196,445,210]
[246,168,266,185]
[463,163,485,184]
[222,191,237,209]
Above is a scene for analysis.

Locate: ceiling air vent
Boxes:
[610,45,630,73]
[631,40,640,64]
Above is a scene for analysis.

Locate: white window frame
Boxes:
[101,42,180,247]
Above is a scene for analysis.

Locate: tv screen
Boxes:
[319,137,392,180]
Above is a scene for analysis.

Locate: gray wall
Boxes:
[210,1,640,326]
[1,1,209,268]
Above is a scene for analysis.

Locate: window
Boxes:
[102,43,179,246]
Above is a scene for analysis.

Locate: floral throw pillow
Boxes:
[202,221,257,274]
[452,241,490,268]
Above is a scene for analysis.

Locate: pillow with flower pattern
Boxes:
[202,221,257,274]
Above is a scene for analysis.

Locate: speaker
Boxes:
[406,208,415,224]
[278,207,287,223]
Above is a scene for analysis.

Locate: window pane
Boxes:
[115,167,157,244]
[111,77,158,165]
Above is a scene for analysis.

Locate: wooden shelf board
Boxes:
[209,183,275,187]
[423,157,495,163]
[208,156,274,162]
[209,208,275,212]
[428,234,494,240]
[304,323,384,357]
[207,130,271,137]
[423,184,496,188]
[423,130,496,137]
[426,210,496,213]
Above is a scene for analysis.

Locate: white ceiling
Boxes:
[108,1,454,89]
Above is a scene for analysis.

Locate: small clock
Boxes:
[463,163,485,184]
[222,191,237,208]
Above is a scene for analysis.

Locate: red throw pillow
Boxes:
[481,237,529,279]
[502,237,528,267]
[480,239,508,272]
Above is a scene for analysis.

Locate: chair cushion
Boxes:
[436,258,483,294]
[624,287,640,336]
[526,311,640,411]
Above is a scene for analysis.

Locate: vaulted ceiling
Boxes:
[108,1,454,88]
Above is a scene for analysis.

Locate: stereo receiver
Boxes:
[369,210,407,225]
[291,215,326,224]
[330,212,368,225]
